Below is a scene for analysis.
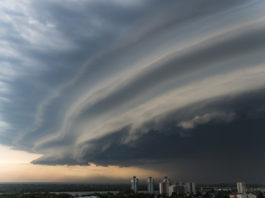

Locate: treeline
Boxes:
[99,192,155,198]
[0,193,72,198]
[0,184,134,193]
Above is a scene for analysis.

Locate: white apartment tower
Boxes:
[159,176,170,195]
[169,185,177,197]
[131,176,139,193]
[184,182,196,195]
[237,182,247,194]
[147,177,154,194]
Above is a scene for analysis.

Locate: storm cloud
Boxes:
[1,0,265,183]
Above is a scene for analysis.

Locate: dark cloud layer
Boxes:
[1,0,265,183]
[33,88,265,183]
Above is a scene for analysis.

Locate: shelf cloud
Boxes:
[1,0,265,183]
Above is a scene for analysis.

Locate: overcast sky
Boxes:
[1,0,265,184]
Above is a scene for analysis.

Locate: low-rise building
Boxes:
[230,193,256,198]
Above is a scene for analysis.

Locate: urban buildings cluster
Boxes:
[131,177,258,198]
[131,176,196,196]
[229,182,257,198]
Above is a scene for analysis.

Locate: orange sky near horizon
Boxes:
[0,145,163,183]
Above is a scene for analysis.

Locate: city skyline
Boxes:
[0,0,265,183]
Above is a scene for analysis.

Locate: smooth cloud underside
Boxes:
[1,0,265,182]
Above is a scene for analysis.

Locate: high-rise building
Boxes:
[237,182,247,194]
[147,177,154,194]
[131,176,139,193]
[169,185,177,196]
[191,182,196,194]
[184,182,196,195]
[176,182,185,195]
[159,176,170,195]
